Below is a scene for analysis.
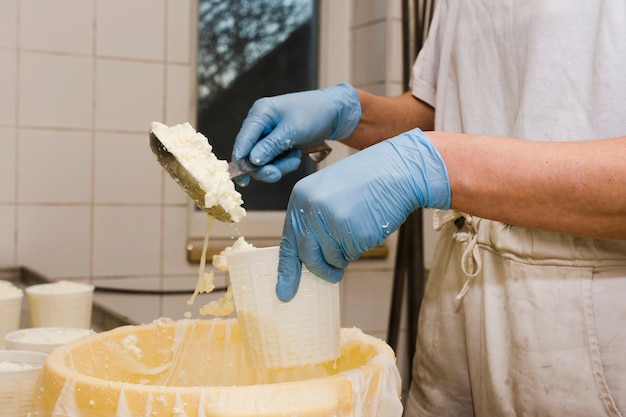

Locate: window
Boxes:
[188,0,351,251]
[196,0,319,211]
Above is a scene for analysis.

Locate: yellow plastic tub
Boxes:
[32,318,402,416]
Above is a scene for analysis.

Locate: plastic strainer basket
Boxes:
[32,319,403,417]
[0,350,47,417]
[226,246,340,369]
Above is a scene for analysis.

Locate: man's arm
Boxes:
[342,90,625,239]
[341,90,435,149]
[429,132,626,240]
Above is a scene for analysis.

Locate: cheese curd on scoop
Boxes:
[150,122,255,318]
[150,122,246,223]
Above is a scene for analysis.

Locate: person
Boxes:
[232,1,626,415]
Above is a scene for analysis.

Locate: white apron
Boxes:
[405,211,626,416]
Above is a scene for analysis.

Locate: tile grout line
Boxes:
[159,0,170,307]
[89,0,98,284]
[13,0,21,267]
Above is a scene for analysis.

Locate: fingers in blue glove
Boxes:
[232,83,361,185]
[234,147,303,188]
[232,103,274,162]
[274,127,451,301]
[276,228,302,302]
[277,211,344,302]
[234,174,250,188]
[250,149,302,183]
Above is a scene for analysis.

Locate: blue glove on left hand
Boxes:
[277,128,451,302]
[232,83,361,185]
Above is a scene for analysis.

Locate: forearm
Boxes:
[428,132,626,240]
[341,90,435,149]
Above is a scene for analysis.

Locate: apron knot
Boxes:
[433,210,483,304]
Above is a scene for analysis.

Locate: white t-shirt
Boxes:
[411,0,626,142]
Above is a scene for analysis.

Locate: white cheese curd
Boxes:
[121,334,143,359]
[150,122,246,223]
[0,281,23,299]
[200,286,235,317]
[10,328,94,345]
[0,361,35,371]
[196,237,256,317]
[26,280,92,295]
[186,235,255,317]
[212,236,256,271]
[186,217,217,309]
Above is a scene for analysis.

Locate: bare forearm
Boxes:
[428,132,626,240]
[341,90,435,149]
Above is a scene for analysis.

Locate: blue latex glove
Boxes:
[232,83,361,185]
[276,128,451,301]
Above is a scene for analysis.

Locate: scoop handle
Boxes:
[228,141,332,179]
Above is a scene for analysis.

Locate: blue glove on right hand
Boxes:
[276,128,451,302]
[232,83,361,186]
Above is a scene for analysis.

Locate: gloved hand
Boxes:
[232,83,361,186]
[276,128,451,302]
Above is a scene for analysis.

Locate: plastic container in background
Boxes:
[26,281,94,328]
[0,282,24,349]
[0,350,47,417]
[4,327,96,354]
[226,246,340,369]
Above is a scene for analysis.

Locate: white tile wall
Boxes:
[162,206,197,275]
[353,1,388,26]
[19,52,93,128]
[0,206,16,266]
[353,22,388,85]
[16,205,91,278]
[94,59,164,131]
[92,206,161,277]
[166,0,192,64]
[164,173,188,205]
[93,132,162,204]
[165,64,193,125]
[0,50,17,125]
[0,128,16,202]
[20,0,93,54]
[0,1,17,49]
[387,19,405,89]
[1,0,194,283]
[342,270,394,332]
[18,129,92,203]
[351,0,404,92]
[96,0,165,61]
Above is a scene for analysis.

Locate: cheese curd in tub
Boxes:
[187,236,255,317]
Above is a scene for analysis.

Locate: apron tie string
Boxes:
[433,210,483,304]
[453,227,481,302]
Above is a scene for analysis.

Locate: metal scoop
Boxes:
[149,130,332,222]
